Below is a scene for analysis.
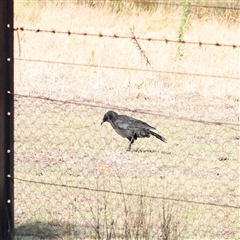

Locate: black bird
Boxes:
[101,110,166,151]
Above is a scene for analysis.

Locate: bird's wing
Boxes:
[114,118,131,130]
[116,115,155,130]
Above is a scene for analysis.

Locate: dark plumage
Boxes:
[101,110,166,151]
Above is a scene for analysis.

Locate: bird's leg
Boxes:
[127,137,135,151]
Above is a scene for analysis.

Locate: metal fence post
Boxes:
[0,0,14,239]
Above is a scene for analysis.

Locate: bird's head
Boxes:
[101,110,118,125]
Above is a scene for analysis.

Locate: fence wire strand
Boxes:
[14,27,240,48]
[10,176,240,209]
[10,92,240,127]
[14,58,240,80]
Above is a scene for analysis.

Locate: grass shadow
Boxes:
[15,221,79,239]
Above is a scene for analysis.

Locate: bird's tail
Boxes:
[149,130,167,143]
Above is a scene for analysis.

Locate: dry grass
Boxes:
[14,1,239,239]
[14,2,239,104]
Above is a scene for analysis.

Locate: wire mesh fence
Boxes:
[14,93,239,239]
[13,1,239,239]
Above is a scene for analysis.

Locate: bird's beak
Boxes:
[101,120,104,125]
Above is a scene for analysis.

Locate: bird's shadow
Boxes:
[130,148,158,153]
[129,148,171,154]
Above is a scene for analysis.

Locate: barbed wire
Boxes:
[8,175,240,209]
[10,92,240,127]
[14,58,240,81]
[13,27,239,48]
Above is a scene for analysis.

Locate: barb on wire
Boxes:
[10,92,240,127]
[13,27,240,49]
[8,175,239,209]
[14,58,240,81]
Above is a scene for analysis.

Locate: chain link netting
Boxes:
[14,94,239,239]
